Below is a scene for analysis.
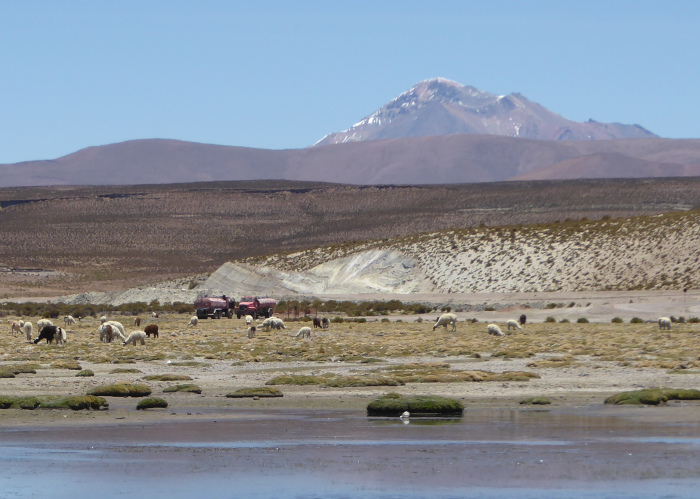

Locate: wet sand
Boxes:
[2,405,700,498]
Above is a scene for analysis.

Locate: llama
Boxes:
[487,324,504,336]
[659,317,672,330]
[144,324,159,338]
[37,319,53,331]
[519,314,527,326]
[506,319,522,330]
[105,321,126,340]
[55,327,67,345]
[321,317,330,329]
[295,326,312,339]
[64,315,76,325]
[11,321,22,336]
[35,325,58,344]
[245,315,253,326]
[247,326,256,338]
[134,317,141,327]
[188,316,198,327]
[432,313,457,331]
[123,331,147,346]
[23,322,33,341]
[313,317,322,328]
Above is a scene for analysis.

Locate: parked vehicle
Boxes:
[236,296,276,319]
[195,295,234,319]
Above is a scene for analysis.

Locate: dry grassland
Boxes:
[2,313,699,424]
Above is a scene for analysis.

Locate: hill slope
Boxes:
[3,136,700,188]
[58,208,700,305]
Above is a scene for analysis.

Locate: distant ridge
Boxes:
[315,78,657,146]
[2,136,700,188]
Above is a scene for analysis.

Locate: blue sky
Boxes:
[1,1,698,164]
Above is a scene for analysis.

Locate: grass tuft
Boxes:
[366,394,464,417]
[87,383,152,397]
[162,384,201,394]
[143,374,193,381]
[136,397,168,410]
[0,395,108,410]
[75,369,95,377]
[604,388,700,405]
[519,396,552,405]
[226,387,283,398]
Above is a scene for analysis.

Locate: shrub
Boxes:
[576,318,589,324]
[559,318,570,323]
[50,360,82,370]
[226,387,283,398]
[137,397,168,410]
[162,384,201,394]
[366,394,463,417]
[611,317,624,323]
[87,383,151,397]
[545,316,556,323]
[604,388,700,405]
[630,317,644,324]
[519,397,552,405]
[142,374,192,381]
[76,370,95,377]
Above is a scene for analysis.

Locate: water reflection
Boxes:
[1,407,699,498]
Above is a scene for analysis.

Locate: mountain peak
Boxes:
[314,79,656,146]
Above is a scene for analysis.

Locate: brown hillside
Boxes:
[2,178,700,299]
[2,136,700,187]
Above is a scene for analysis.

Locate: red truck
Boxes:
[195,295,234,319]
[236,296,276,319]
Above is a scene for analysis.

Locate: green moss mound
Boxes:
[109,368,143,374]
[604,388,700,405]
[367,394,464,417]
[519,396,552,405]
[87,383,152,397]
[75,369,95,377]
[162,384,202,394]
[0,363,40,378]
[0,395,108,410]
[226,387,283,398]
[136,397,168,410]
[143,374,193,381]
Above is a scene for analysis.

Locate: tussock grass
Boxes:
[50,360,82,370]
[366,393,464,417]
[87,383,152,397]
[75,369,94,377]
[226,387,283,398]
[266,374,403,388]
[0,395,108,410]
[520,396,552,405]
[162,384,201,394]
[604,388,700,405]
[143,374,192,381]
[136,397,168,410]
[109,368,142,374]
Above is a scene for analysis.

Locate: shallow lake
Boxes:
[1,407,699,498]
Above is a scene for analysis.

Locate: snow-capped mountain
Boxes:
[314,78,657,146]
